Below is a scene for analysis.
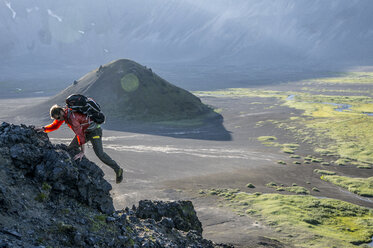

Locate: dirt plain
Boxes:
[1,77,373,247]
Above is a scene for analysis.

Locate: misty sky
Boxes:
[1,0,373,70]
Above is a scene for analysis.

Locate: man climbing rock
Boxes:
[36,104,123,184]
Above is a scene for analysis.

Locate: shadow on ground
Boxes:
[9,99,232,141]
[103,116,232,141]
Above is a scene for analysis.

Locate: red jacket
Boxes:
[44,109,91,145]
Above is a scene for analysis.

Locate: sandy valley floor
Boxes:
[1,80,373,247]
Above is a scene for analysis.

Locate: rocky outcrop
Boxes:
[0,121,114,214]
[136,200,203,235]
[0,122,232,247]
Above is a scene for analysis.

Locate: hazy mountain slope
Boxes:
[1,0,372,67]
[29,59,218,123]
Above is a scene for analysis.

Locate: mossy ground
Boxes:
[257,136,299,155]
[194,89,288,100]
[302,72,373,85]
[283,93,373,164]
[207,189,373,248]
[200,72,373,199]
[314,169,336,175]
[192,72,373,247]
[266,182,310,195]
[257,136,277,142]
[199,73,373,165]
[320,175,373,197]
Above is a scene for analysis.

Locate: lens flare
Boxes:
[121,73,139,92]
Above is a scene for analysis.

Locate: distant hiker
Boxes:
[36,100,123,184]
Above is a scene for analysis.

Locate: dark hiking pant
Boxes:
[68,127,121,173]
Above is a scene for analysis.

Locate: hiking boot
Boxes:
[116,168,123,184]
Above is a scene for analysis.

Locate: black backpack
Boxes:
[65,94,105,124]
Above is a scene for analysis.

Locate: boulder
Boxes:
[136,199,203,235]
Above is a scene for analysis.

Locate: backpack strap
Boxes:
[66,108,73,121]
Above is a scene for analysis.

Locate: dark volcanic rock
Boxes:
[0,122,232,248]
[0,122,114,214]
[136,200,203,235]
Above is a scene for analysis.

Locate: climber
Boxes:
[35,104,123,184]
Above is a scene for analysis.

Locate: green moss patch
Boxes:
[257,136,280,147]
[35,192,48,202]
[257,136,277,142]
[277,160,286,165]
[335,158,351,166]
[304,156,313,161]
[35,182,52,202]
[357,165,372,169]
[282,186,309,194]
[314,169,336,175]
[303,72,373,85]
[282,143,299,149]
[321,175,373,197]
[315,148,337,157]
[257,136,300,155]
[194,88,287,99]
[208,189,373,247]
[246,183,255,188]
[311,158,323,163]
[266,182,278,187]
[351,161,373,169]
[282,148,295,154]
[284,92,373,164]
[266,182,310,195]
[42,182,52,191]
